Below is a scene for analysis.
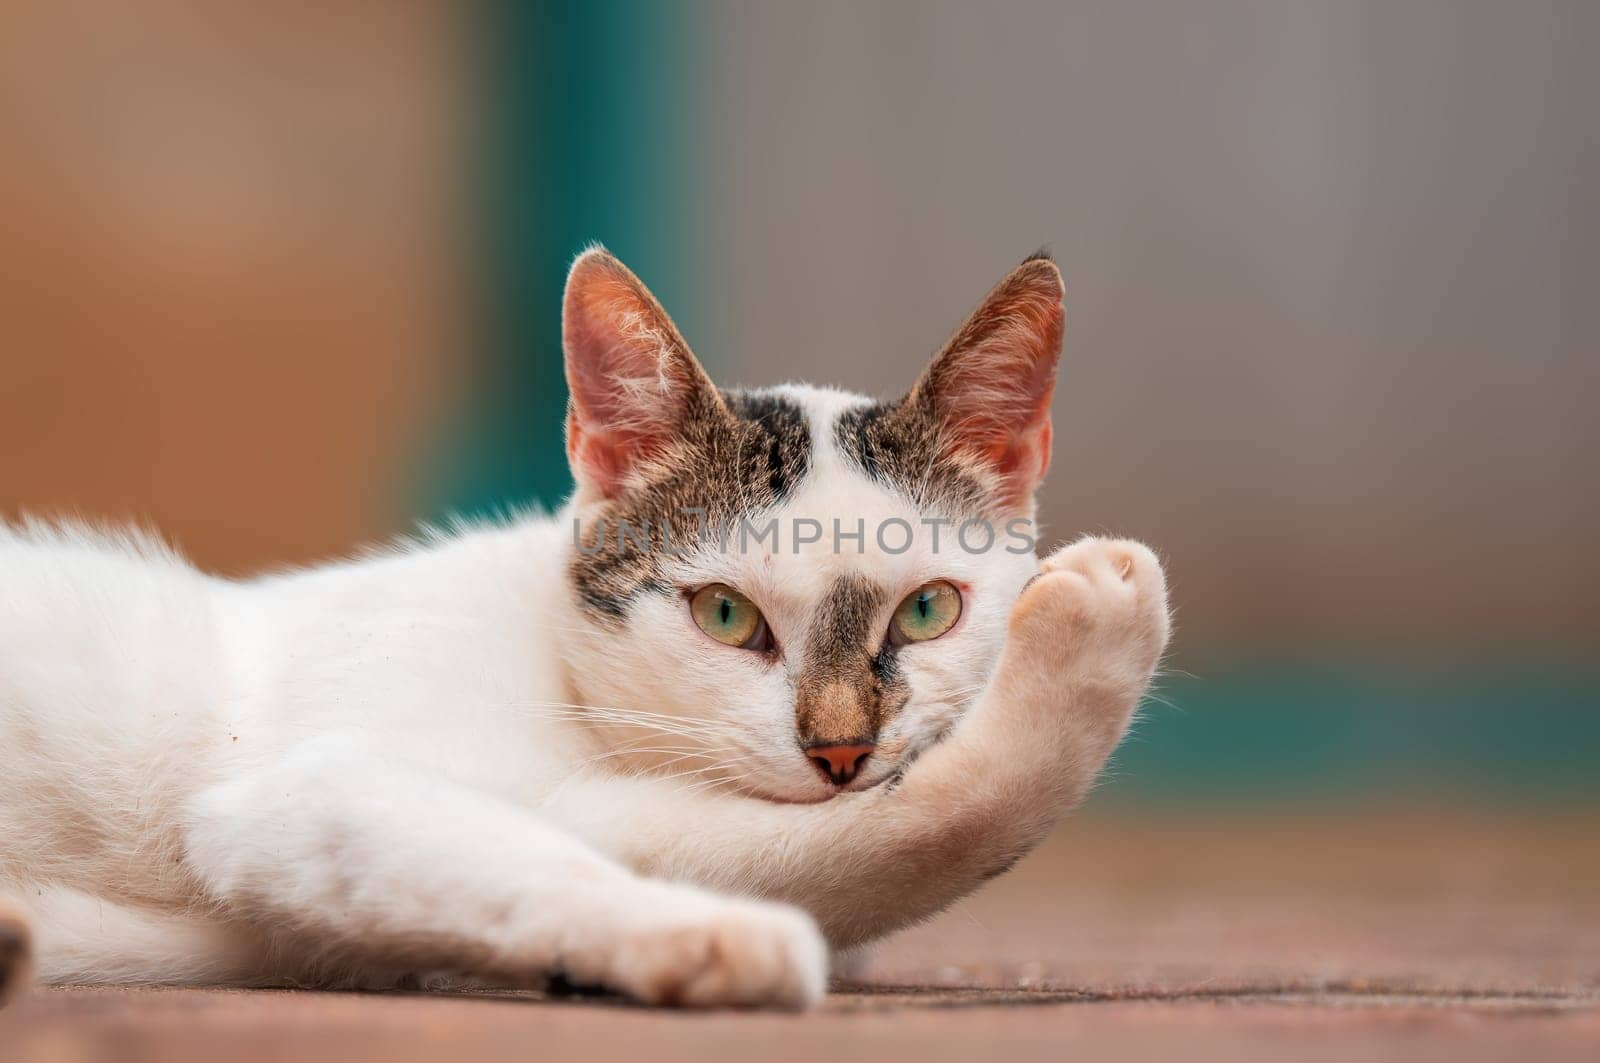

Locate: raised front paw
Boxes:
[1005,537,1171,731]
[599,891,827,1010]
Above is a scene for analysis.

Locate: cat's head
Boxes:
[557,247,1061,803]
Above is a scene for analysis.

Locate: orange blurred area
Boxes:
[0,2,470,573]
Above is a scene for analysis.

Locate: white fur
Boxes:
[0,395,1168,1008]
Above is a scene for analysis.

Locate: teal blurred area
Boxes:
[426,0,708,519]
[1105,661,1600,808]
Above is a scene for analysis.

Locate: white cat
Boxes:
[0,249,1169,1009]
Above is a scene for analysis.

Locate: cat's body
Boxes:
[0,250,1169,1008]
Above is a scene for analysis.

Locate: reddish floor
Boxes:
[4,812,1597,1062]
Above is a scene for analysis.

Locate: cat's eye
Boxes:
[890,580,962,645]
[689,584,770,650]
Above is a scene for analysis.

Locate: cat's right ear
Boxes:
[906,253,1064,509]
[562,247,720,501]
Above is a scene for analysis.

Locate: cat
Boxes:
[0,248,1169,1009]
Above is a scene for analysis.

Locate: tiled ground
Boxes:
[4,812,1597,1061]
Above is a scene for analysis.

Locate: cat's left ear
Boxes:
[562,247,722,501]
[909,252,1064,507]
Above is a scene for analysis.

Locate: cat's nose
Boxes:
[805,742,875,786]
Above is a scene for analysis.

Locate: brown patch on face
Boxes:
[567,388,811,621]
[561,248,816,621]
[835,396,995,517]
[794,576,910,746]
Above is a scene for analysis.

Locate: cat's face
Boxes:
[557,249,1062,803]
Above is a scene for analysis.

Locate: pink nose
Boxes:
[806,743,875,786]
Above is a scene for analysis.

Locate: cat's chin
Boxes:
[755,789,853,806]
[745,771,897,805]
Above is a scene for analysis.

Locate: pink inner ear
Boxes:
[562,251,707,498]
[959,402,1054,510]
[981,411,1053,509]
[927,263,1063,504]
[565,410,643,499]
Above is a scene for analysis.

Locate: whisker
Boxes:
[496,701,729,740]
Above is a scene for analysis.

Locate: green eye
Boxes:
[891,580,962,644]
[689,584,769,649]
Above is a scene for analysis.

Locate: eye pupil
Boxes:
[690,584,766,649]
[892,581,961,644]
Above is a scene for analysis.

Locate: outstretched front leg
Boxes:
[544,537,1171,947]
[182,740,826,1007]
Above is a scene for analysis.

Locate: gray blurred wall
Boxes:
[700,0,1597,656]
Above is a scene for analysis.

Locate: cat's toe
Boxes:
[1030,537,1169,658]
[1007,536,1171,711]
[607,897,827,1010]
[1040,536,1162,594]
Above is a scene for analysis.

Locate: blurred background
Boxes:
[1,0,1594,818]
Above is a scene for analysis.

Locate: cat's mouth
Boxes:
[759,770,895,805]
[758,735,939,804]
